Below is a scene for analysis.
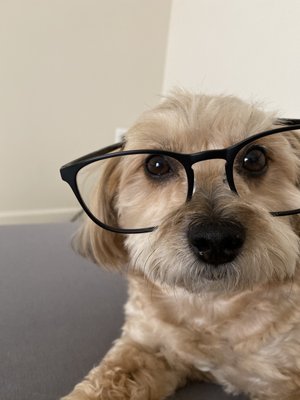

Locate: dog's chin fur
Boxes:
[64,90,300,400]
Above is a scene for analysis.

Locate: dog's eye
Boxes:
[242,146,267,174]
[144,155,172,178]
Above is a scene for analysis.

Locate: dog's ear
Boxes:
[72,156,128,270]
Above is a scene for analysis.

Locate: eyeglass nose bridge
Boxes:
[186,148,237,200]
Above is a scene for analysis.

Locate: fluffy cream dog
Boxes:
[62,91,300,400]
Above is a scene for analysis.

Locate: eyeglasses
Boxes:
[60,119,300,234]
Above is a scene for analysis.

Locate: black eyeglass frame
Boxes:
[60,119,300,234]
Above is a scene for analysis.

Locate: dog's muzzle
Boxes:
[187,220,246,266]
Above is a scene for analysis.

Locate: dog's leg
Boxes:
[61,337,188,400]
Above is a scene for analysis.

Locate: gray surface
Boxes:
[0,223,248,400]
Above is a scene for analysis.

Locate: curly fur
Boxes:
[63,90,300,400]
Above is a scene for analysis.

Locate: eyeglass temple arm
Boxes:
[276,118,300,126]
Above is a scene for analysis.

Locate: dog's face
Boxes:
[79,91,300,294]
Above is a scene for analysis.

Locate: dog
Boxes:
[62,90,300,400]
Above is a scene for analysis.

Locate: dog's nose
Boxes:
[188,220,246,265]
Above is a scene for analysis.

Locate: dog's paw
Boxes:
[61,394,91,400]
[60,368,147,400]
[60,391,103,400]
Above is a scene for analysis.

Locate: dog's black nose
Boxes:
[188,220,246,265]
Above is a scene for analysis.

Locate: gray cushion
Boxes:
[0,223,248,400]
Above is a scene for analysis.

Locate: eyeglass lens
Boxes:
[76,153,189,230]
[232,131,300,214]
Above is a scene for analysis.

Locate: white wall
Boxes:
[0,0,171,224]
[164,0,300,116]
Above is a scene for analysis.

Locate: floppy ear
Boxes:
[72,156,129,270]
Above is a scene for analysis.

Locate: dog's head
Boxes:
[76,91,300,294]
